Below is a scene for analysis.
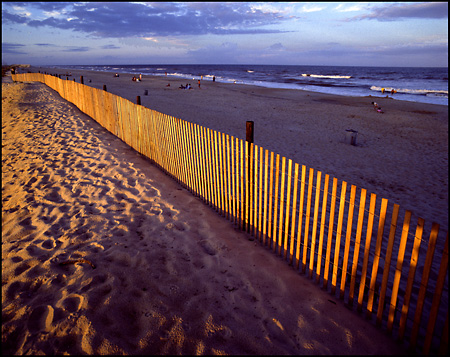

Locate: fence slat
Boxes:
[398,217,424,340]
[296,165,307,271]
[233,137,239,224]
[302,168,314,274]
[309,171,322,279]
[331,181,347,294]
[387,210,412,332]
[218,132,225,214]
[316,173,329,284]
[278,156,286,256]
[410,222,439,349]
[272,154,280,252]
[191,123,201,195]
[323,177,338,289]
[258,146,264,241]
[207,129,215,206]
[283,159,292,260]
[423,232,448,354]
[340,184,356,299]
[213,130,220,211]
[357,193,377,312]
[231,136,236,222]
[377,203,400,326]
[289,163,300,266]
[226,135,232,220]
[253,144,259,236]
[349,188,367,306]
[366,198,388,319]
[240,139,245,229]
[262,150,270,245]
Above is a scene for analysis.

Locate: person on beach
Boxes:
[198,79,201,88]
[114,73,119,77]
[377,107,384,113]
[213,76,215,82]
[139,74,142,81]
[132,76,136,82]
[371,101,379,109]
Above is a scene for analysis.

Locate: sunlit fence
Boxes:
[12,72,448,355]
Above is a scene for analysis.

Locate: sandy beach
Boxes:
[2,68,446,354]
[31,67,449,234]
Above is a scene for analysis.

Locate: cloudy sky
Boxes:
[2,2,448,67]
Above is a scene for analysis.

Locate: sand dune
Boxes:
[2,78,409,354]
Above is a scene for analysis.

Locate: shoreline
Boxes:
[29,64,449,107]
[30,65,449,107]
[26,66,449,234]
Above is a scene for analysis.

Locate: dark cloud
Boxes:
[2,2,293,38]
[101,44,121,50]
[61,46,90,52]
[2,43,28,54]
[35,43,58,47]
[267,43,285,51]
[349,2,448,21]
[1,9,29,24]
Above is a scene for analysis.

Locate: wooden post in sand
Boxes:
[80,76,84,84]
[246,121,254,233]
[136,96,141,105]
[103,85,107,91]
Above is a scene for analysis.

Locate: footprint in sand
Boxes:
[27,305,54,333]
[41,239,56,250]
[14,262,31,276]
[59,294,84,313]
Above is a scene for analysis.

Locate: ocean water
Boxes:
[49,64,448,106]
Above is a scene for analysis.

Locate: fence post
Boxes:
[246,121,254,233]
[136,96,141,105]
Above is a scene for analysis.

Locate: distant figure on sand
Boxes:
[377,107,384,113]
[139,74,142,81]
[114,73,119,77]
[213,76,215,82]
[198,79,201,88]
[132,76,136,82]
[371,101,378,109]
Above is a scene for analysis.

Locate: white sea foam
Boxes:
[370,86,448,97]
[302,74,352,79]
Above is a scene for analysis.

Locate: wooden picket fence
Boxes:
[12,72,448,354]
